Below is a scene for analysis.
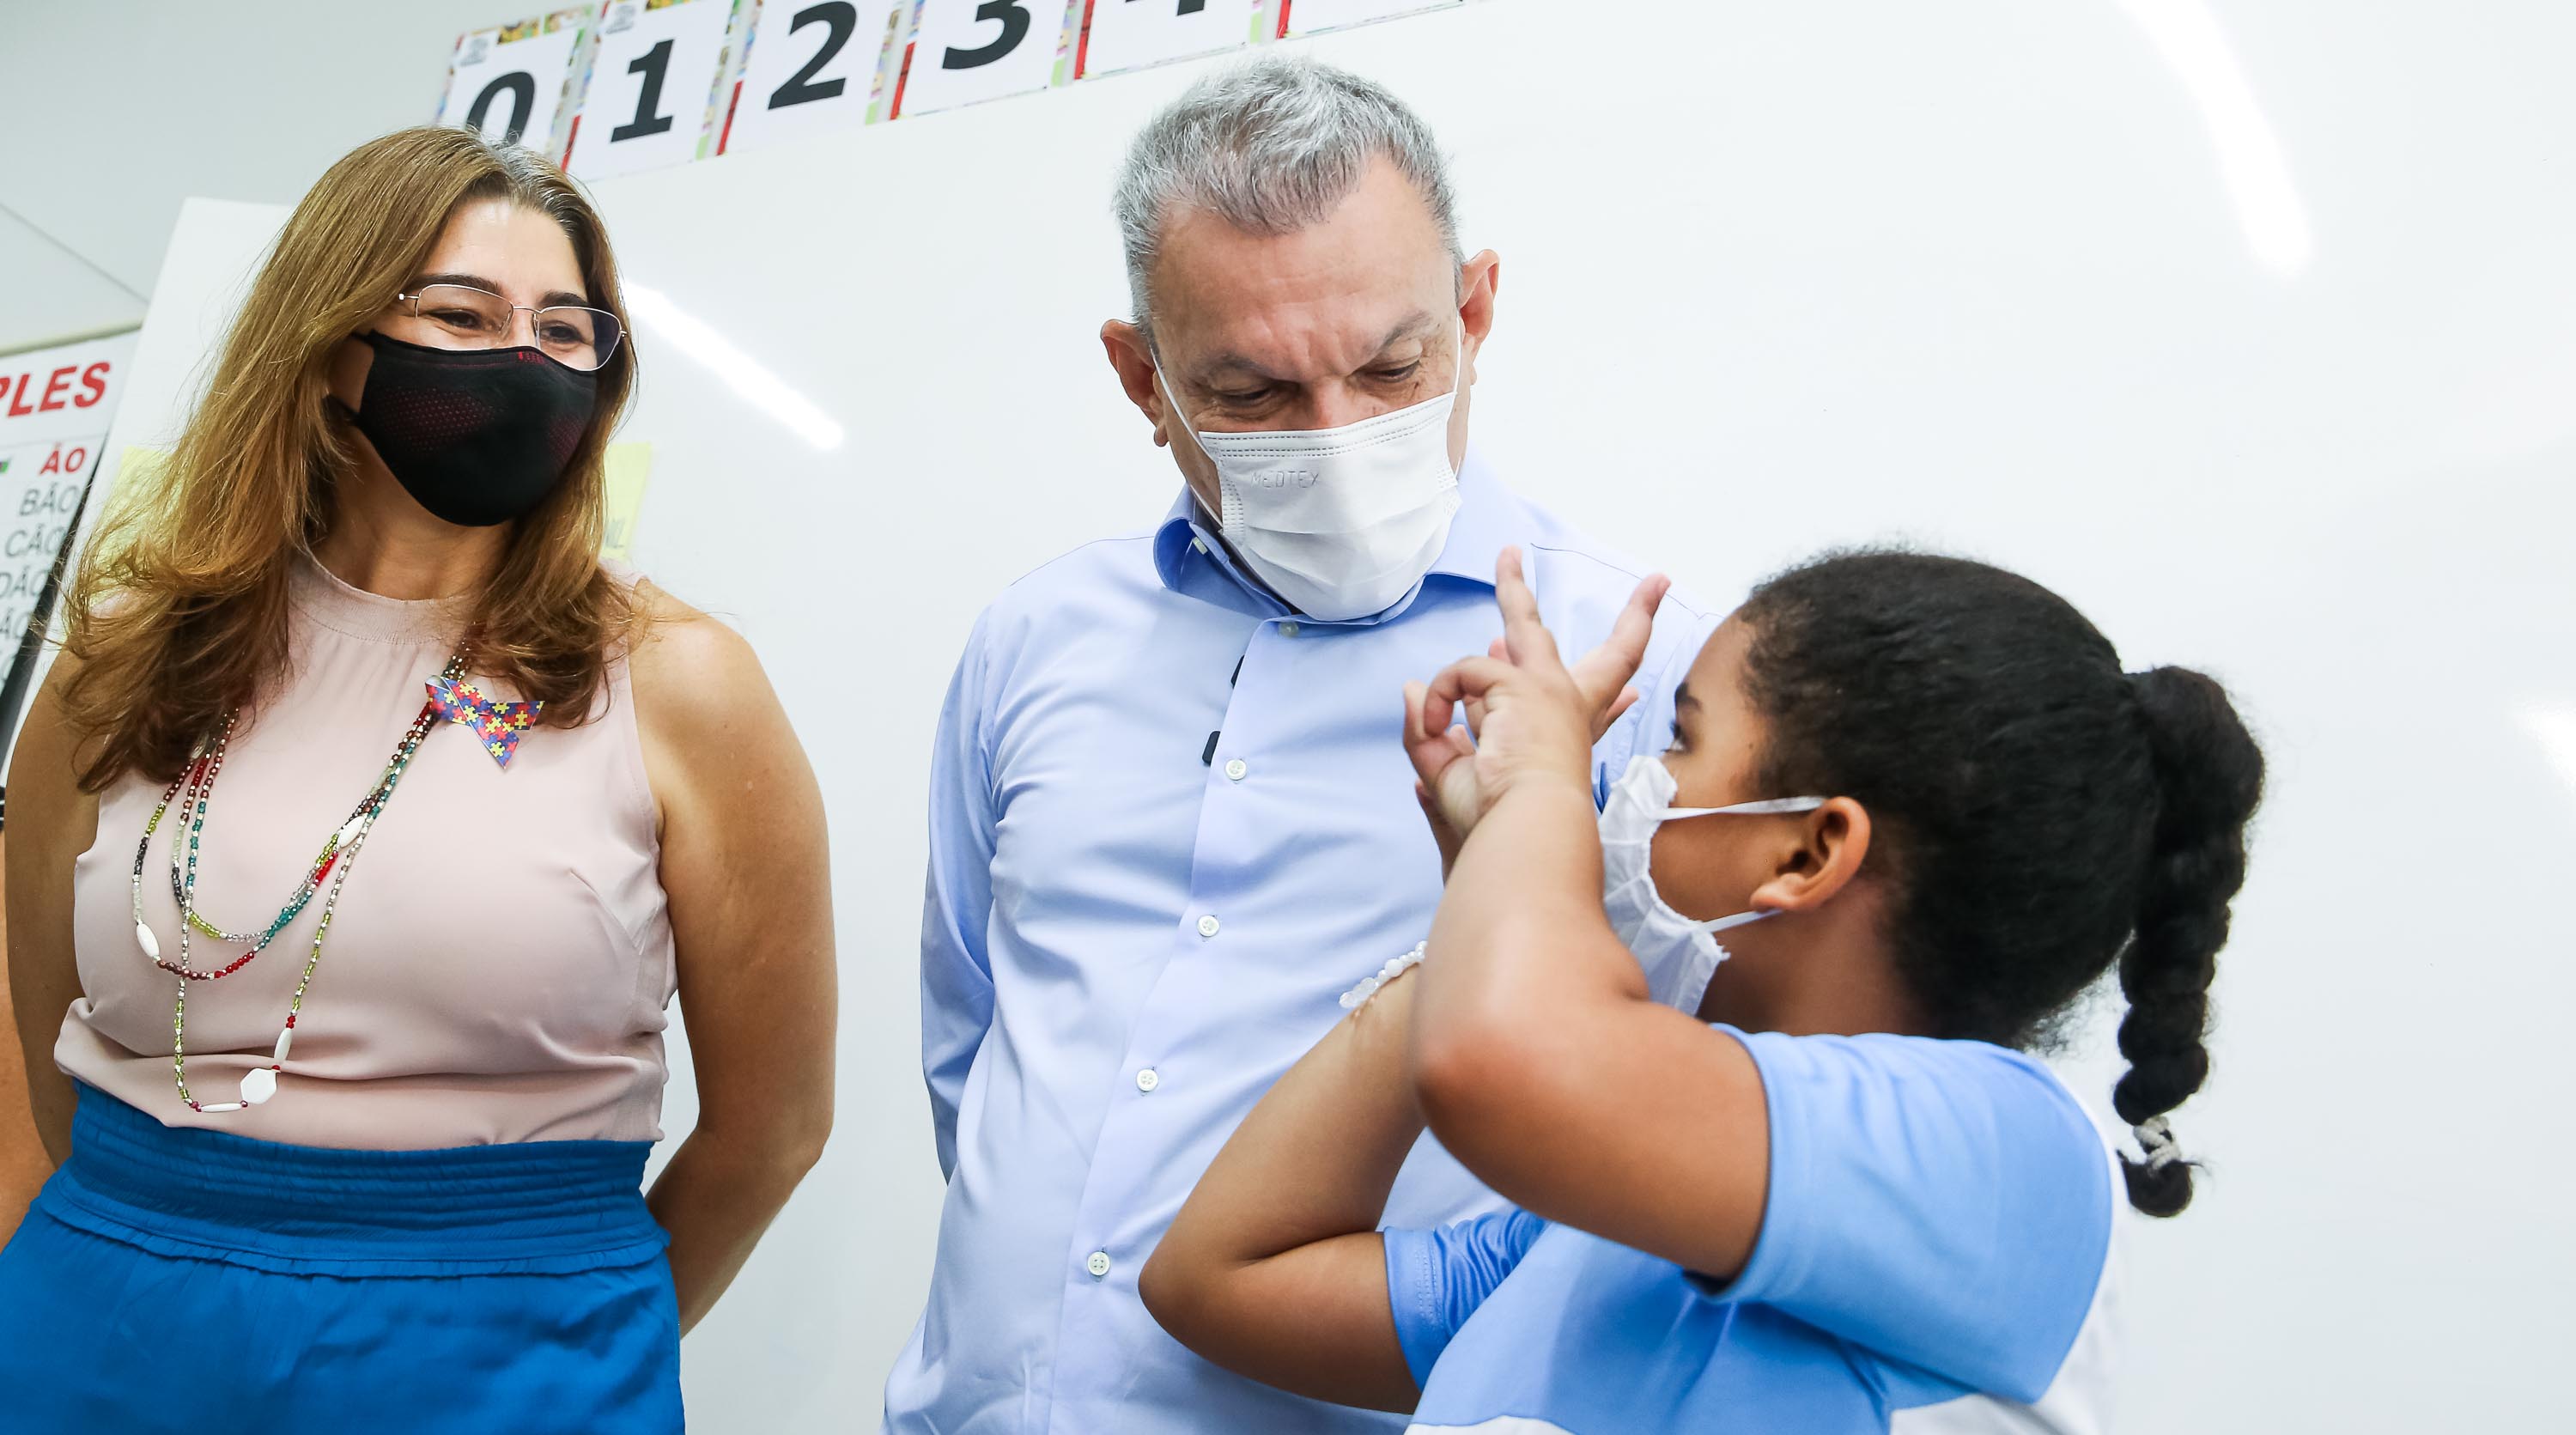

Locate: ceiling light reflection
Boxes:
[2519,704,2576,797]
[2116,0,2314,277]
[624,283,846,450]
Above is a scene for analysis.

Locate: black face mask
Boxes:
[343,331,598,527]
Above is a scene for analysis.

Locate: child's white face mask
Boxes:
[1598,754,1825,1013]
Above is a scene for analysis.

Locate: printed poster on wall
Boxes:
[0,331,137,752]
[437,6,599,156]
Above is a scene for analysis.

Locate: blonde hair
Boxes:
[62,126,642,790]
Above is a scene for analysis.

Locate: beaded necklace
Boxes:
[130,654,468,1113]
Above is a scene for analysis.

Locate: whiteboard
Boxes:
[79,3,2576,1431]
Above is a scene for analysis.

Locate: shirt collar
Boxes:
[1150,448,1531,605]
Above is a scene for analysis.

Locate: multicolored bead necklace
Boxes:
[131,654,468,1113]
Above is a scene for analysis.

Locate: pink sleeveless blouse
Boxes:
[55,556,676,1148]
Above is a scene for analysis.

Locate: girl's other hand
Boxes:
[1404,549,1667,848]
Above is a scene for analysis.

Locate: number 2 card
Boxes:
[721,1,908,151]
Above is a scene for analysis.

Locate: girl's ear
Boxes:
[1747,798,1871,914]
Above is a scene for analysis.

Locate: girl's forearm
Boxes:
[1408,777,1658,1191]
[1142,970,1427,1411]
[1176,972,1424,1261]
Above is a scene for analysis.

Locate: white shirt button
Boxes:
[1192,538,1208,554]
[1197,915,1221,939]
[1278,621,1302,638]
[1224,758,1248,781]
[1135,1068,1160,1092]
[1086,1250,1113,1278]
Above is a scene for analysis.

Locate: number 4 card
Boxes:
[568,0,738,179]
[1273,0,1459,40]
[1074,0,1256,80]
[720,1,908,152]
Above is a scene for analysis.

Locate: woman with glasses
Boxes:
[0,128,834,1432]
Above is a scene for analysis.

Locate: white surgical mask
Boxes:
[1599,754,1826,1013]
[1158,325,1466,622]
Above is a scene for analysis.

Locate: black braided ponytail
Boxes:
[2113,667,2263,1214]
[1736,551,2264,1218]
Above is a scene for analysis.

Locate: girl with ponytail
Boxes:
[1141,547,2263,1433]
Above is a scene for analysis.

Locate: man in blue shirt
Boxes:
[882,55,1709,1434]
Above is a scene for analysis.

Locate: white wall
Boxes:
[51,2,2576,1431]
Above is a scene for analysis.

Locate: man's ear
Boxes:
[1747,797,1872,915]
[1101,319,1168,447]
[1458,249,1501,378]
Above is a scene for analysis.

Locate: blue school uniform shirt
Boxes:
[1382,1029,2125,1434]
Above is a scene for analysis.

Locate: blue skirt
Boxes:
[0,1085,683,1433]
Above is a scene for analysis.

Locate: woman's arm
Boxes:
[1402,550,1775,1282]
[0,831,45,1241]
[5,658,97,1187]
[629,591,835,1335]
[1140,969,1427,1414]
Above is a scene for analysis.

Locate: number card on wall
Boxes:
[568,0,738,177]
[1074,0,1256,80]
[892,0,1073,118]
[720,1,908,153]
[438,7,597,155]
[1274,0,1458,40]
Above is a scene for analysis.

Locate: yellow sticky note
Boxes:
[602,442,651,562]
[112,446,169,506]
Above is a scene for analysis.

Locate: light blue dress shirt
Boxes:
[881,454,1712,1435]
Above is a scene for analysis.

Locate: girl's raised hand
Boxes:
[1405,549,1668,849]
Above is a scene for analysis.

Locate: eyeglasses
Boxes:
[388,283,624,373]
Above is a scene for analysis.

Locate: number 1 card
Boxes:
[437,7,597,156]
[1074,0,1257,80]
[720,0,908,153]
[567,0,738,178]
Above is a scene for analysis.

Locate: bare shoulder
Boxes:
[623,579,795,759]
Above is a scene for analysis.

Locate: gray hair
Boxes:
[1114,54,1462,336]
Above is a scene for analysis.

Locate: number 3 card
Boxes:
[1074,0,1256,80]
[568,0,738,179]
[894,0,1072,118]
[438,8,596,156]
[721,1,908,152]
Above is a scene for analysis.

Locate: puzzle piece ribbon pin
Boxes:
[427,675,544,769]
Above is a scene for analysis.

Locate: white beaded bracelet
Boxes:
[1339,941,1428,1011]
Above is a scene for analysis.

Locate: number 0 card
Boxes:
[436,8,598,157]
